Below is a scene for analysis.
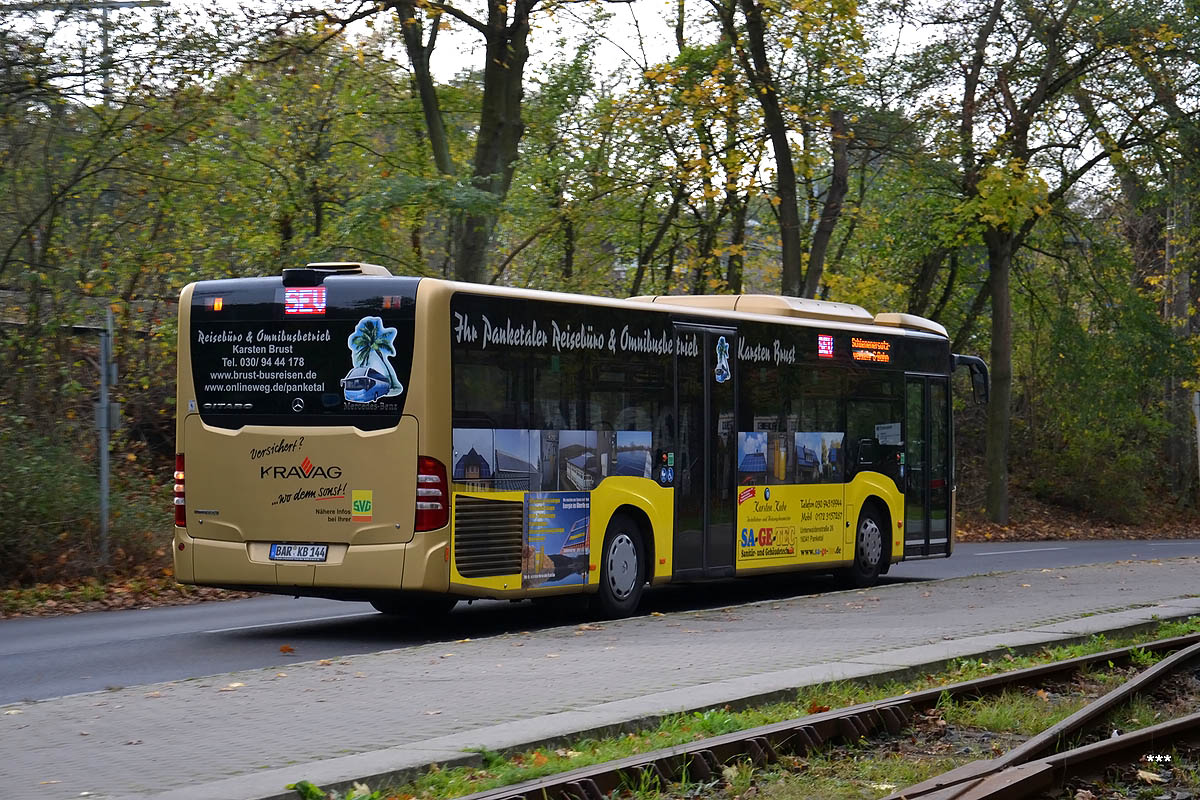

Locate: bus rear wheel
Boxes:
[839,505,885,589]
[597,514,646,618]
[369,593,457,619]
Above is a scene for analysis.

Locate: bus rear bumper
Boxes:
[173,528,448,593]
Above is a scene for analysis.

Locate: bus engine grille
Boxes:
[453,495,524,578]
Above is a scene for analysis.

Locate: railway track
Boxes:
[441,632,1200,800]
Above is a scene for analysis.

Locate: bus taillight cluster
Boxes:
[415,456,448,531]
[173,454,186,527]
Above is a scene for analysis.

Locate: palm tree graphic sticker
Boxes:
[714,336,731,384]
[341,316,404,403]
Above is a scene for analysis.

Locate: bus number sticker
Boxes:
[817,334,835,358]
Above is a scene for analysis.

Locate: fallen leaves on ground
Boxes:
[2,569,252,619]
[956,491,1200,543]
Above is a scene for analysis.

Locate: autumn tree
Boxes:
[284,0,641,285]
[1070,0,1200,498]
[912,0,1174,522]
[706,0,863,297]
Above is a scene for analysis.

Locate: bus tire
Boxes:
[597,513,646,618]
[370,593,457,620]
[839,504,885,589]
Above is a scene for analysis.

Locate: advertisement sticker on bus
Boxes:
[714,335,731,384]
[351,489,374,522]
[341,316,404,404]
[734,430,846,565]
[523,492,590,588]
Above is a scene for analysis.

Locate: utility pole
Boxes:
[4,0,168,107]
[96,310,119,566]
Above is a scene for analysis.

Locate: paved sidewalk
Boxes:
[4,558,1200,800]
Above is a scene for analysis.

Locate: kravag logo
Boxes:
[260,456,344,480]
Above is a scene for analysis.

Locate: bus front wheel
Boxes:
[839,505,885,589]
[597,514,646,618]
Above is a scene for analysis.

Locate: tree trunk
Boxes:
[726,194,748,293]
[803,110,849,298]
[734,0,803,296]
[452,0,532,284]
[984,229,1013,523]
[908,248,948,317]
[630,185,684,296]
[1166,197,1195,497]
[396,2,454,177]
[562,214,574,279]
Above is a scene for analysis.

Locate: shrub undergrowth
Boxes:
[0,411,171,586]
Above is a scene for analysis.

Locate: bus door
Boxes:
[673,324,737,579]
[904,375,951,557]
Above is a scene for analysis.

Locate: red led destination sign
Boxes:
[284,287,327,315]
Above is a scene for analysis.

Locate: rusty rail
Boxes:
[882,639,1200,799]
[442,632,1200,800]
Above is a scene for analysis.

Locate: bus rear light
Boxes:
[173,454,186,526]
[415,456,449,531]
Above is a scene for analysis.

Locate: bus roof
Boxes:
[219,264,949,342]
[630,294,948,338]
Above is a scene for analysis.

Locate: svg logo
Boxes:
[352,489,373,522]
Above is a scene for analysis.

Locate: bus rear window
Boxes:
[187,276,419,430]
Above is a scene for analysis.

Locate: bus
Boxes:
[173,262,987,618]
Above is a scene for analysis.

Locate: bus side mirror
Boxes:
[953,354,989,405]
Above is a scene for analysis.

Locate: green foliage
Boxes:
[1023,284,1180,521]
[689,708,745,737]
[953,161,1051,236]
[286,780,387,800]
[940,689,1087,736]
[287,780,328,800]
[0,414,100,583]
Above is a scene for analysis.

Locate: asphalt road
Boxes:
[3,539,1198,705]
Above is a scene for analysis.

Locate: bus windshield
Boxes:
[187,275,419,430]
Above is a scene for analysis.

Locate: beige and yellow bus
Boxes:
[173,262,987,618]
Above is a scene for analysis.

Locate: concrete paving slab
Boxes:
[844,630,1067,668]
[1030,605,1195,636]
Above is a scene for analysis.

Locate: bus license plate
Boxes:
[269,543,328,562]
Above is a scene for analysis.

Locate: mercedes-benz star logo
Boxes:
[291,397,305,413]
